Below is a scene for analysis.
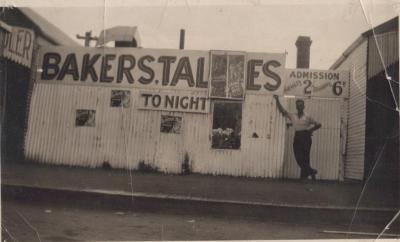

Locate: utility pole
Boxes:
[179,29,185,50]
[76,31,98,47]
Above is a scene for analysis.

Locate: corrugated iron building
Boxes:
[331,17,399,187]
[25,85,290,177]
[23,46,294,178]
[0,8,79,162]
[331,38,368,180]
[5,9,350,181]
[22,35,350,181]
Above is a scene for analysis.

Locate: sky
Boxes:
[8,0,400,69]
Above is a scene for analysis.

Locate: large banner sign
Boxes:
[36,47,350,98]
[284,69,349,98]
[0,22,35,68]
[36,46,210,90]
[36,46,286,95]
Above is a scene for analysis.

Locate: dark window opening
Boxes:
[212,102,242,149]
[75,109,96,127]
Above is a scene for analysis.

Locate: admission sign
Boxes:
[284,69,349,98]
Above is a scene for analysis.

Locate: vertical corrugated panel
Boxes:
[335,40,368,180]
[183,94,286,178]
[24,84,287,178]
[192,95,287,178]
[368,32,398,78]
[339,99,349,181]
[241,95,287,178]
[282,98,342,180]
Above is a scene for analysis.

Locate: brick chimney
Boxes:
[295,36,312,68]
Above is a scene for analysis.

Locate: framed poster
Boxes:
[209,51,246,100]
[110,90,131,108]
[160,115,182,134]
[75,109,96,127]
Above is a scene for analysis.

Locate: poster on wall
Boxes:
[209,51,245,100]
[160,115,182,134]
[227,55,245,99]
[75,109,96,127]
[110,90,131,108]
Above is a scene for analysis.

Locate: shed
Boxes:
[330,17,399,185]
[0,7,79,161]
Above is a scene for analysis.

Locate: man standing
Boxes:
[273,95,321,180]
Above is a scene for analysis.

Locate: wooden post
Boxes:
[76,31,98,47]
[179,29,185,50]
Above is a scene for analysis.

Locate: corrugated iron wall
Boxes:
[334,40,368,180]
[25,83,288,178]
[365,30,399,184]
[282,98,342,180]
[368,31,398,78]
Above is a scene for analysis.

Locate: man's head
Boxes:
[295,99,305,112]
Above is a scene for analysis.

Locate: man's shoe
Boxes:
[310,169,317,180]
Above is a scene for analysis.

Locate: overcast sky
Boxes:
[13,0,400,69]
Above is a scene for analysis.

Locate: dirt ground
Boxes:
[2,200,397,241]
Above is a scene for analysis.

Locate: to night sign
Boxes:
[138,91,209,114]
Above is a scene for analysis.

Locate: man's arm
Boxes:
[308,117,321,133]
[273,95,289,117]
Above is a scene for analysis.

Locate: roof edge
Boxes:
[330,16,398,70]
[361,16,398,37]
[329,35,366,70]
[19,8,79,46]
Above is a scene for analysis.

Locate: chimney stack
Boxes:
[295,36,312,68]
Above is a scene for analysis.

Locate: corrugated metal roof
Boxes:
[330,36,365,70]
[367,31,398,78]
[0,21,12,32]
[19,8,80,46]
[362,17,398,37]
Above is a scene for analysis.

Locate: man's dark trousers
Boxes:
[293,130,313,179]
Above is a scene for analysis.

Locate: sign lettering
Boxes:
[0,23,34,68]
[138,91,210,113]
[284,69,349,98]
[36,47,286,94]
